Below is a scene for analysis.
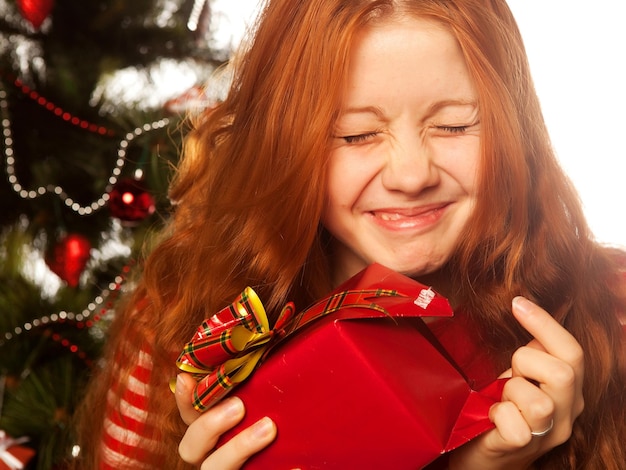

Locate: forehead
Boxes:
[341,16,476,108]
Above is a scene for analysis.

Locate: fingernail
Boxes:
[252,416,275,440]
[175,374,187,394]
[220,396,244,418]
[513,296,533,315]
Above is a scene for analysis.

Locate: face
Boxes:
[323,17,481,287]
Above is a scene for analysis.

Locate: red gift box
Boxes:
[178,265,504,469]
[0,431,35,470]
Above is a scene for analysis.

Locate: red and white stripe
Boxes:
[101,348,160,469]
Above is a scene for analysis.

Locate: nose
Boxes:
[380,137,439,194]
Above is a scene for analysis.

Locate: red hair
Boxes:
[74,1,626,468]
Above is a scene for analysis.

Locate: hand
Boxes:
[449,296,585,469]
[175,373,277,469]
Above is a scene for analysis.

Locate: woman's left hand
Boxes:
[448,296,585,469]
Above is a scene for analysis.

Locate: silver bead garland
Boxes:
[0,274,125,346]
[0,87,169,215]
[187,0,208,31]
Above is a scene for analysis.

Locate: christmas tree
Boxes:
[0,0,238,467]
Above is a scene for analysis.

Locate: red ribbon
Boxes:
[173,287,403,411]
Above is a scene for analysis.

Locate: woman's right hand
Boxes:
[175,373,277,469]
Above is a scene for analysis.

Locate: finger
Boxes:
[502,376,554,436]
[174,373,202,425]
[487,400,533,449]
[178,396,245,464]
[507,297,582,386]
[202,416,277,470]
[509,345,584,436]
[512,297,584,370]
[510,346,576,390]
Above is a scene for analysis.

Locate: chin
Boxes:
[381,254,450,280]
[374,261,435,279]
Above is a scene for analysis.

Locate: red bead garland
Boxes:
[13,78,115,136]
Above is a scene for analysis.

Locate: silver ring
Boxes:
[530,419,554,437]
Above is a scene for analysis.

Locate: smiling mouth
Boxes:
[378,212,415,221]
[373,203,448,219]
[370,204,449,228]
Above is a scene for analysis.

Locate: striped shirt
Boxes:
[101,346,158,469]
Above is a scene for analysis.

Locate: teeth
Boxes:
[378,213,404,221]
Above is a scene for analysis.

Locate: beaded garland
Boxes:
[10,77,114,136]
[187,0,208,31]
[0,80,167,362]
[0,81,170,216]
[0,263,133,364]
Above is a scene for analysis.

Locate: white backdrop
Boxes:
[507,1,626,247]
[215,1,626,247]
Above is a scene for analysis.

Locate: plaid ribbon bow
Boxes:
[174,287,401,411]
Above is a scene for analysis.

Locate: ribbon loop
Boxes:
[173,288,292,411]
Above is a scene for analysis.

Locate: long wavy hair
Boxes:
[74,1,626,468]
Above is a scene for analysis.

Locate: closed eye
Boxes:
[436,121,480,134]
[340,132,378,144]
[438,125,469,133]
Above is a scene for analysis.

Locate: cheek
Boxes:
[321,159,345,223]
[456,157,480,194]
[323,165,343,216]
[325,152,375,207]
[433,138,480,192]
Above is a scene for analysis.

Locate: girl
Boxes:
[74,1,626,469]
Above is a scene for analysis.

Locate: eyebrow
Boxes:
[338,99,478,119]
[426,99,478,115]
[338,105,385,119]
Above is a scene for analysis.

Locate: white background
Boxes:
[507,1,626,248]
[216,1,626,247]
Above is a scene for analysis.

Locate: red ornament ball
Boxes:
[45,233,91,288]
[108,178,156,224]
[17,0,55,29]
